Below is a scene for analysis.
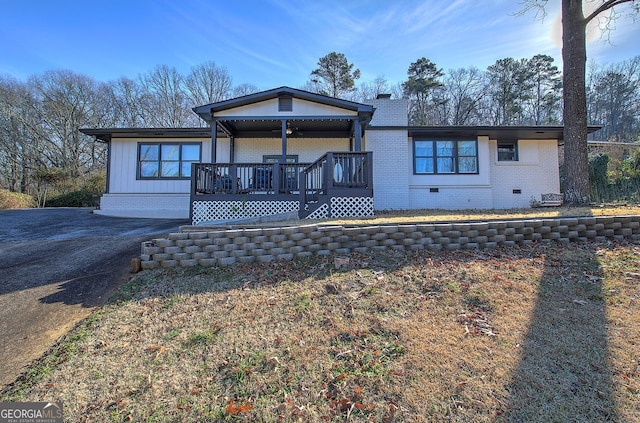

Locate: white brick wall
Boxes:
[366,129,410,210]
[368,98,408,126]
[364,98,410,210]
[409,186,494,209]
[96,194,190,218]
[490,139,560,208]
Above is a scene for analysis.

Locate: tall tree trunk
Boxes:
[562,0,590,204]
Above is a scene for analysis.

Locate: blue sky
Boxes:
[1,0,639,90]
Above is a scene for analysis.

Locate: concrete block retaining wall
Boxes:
[139,215,640,269]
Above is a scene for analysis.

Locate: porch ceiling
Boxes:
[218,118,353,138]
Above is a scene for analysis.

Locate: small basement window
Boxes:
[498,140,518,161]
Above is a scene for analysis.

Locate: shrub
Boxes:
[44,171,105,208]
[0,189,36,209]
[589,154,610,202]
[82,172,106,194]
[45,190,100,208]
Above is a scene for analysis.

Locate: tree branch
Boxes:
[585,0,635,24]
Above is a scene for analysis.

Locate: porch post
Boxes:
[211,120,217,163]
[353,118,362,152]
[229,136,235,163]
[281,119,287,163]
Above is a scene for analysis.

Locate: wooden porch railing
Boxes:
[192,162,311,196]
[190,152,373,220]
[299,152,373,217]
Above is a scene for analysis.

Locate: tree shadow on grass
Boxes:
[503,242,617,422]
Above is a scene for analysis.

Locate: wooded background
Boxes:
[1,55,638,205]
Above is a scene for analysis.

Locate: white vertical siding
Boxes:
[108,137,209,194]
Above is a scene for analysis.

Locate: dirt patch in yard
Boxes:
[3,240,639,422]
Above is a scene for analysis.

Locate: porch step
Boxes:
[181,210,299,231]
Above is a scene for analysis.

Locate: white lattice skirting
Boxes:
[330,197,375,218]
[305,203,329,219]
[192,200,299,225]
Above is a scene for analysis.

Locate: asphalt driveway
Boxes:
[0,208,187,388]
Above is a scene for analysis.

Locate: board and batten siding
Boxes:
[108,137,210,194]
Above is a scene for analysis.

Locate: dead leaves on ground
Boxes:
[225,399,253,415]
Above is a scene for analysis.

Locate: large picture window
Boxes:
[138,142,201,179]
[413,140,478,174]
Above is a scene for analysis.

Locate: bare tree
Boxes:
[184,61,233,107]
[445,67,488,125]
[138,65,197,127]
[231,83,260,98]
[521,0,639,204]
[108,77,148,127]
[355,76,404,102]
[0,76,40,193]
[587,56,640,141]
[28,70,106,177]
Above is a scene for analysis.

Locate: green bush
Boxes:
[589,154,610,202]
[622,149,640,177]
[46,190,100,208]
[44,171,105,208]
[588,151,640,204]
[0,189,36,209]
[82,172,106,194]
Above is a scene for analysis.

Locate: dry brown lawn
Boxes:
[3,238,639,422]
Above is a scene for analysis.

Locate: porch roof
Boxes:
[80,127,218,143]
[212,117,357,138]
[192,86,375,127]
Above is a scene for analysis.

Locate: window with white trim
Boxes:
[138,142,201,179]
[413,140,478,174]
[497,140,518,161]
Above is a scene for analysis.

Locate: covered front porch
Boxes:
[190,151,373,224]
[188,87,376,225]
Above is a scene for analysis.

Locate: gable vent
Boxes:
[278,95,293,112]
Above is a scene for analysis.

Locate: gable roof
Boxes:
[193,86,375,125]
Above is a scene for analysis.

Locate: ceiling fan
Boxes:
[271,122,303,136]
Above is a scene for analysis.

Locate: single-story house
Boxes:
[82,86,598,224]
